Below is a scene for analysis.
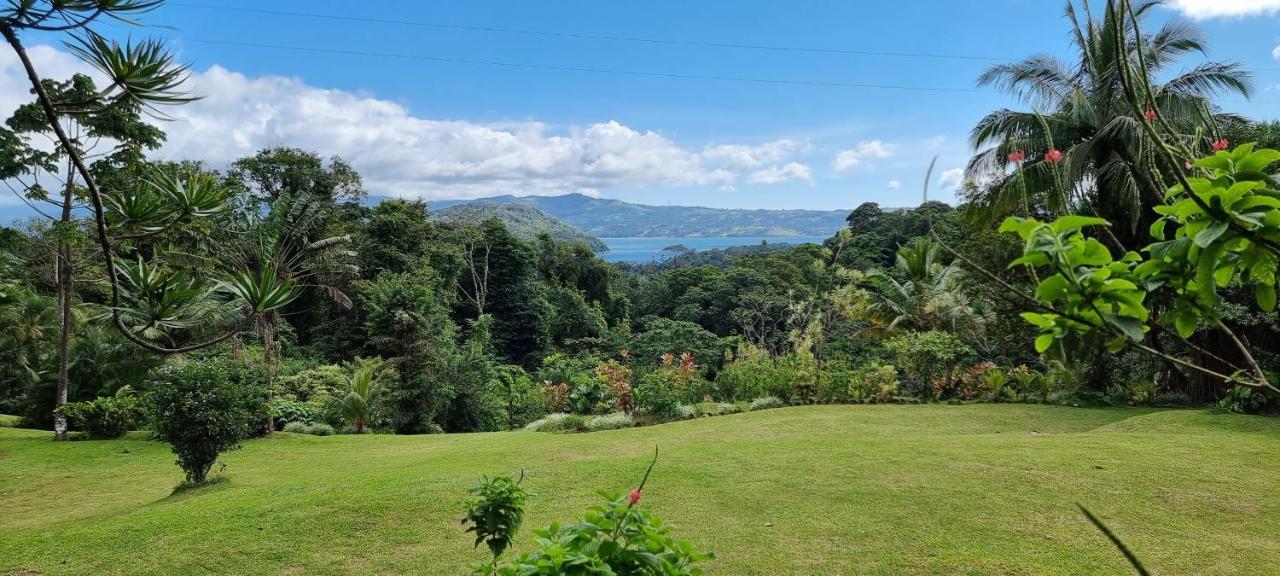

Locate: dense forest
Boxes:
[2,0,1279,448]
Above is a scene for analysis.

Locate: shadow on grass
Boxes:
[165,476,231,500]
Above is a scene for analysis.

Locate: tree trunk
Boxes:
[53,165,75,440]
[262,316,276,434]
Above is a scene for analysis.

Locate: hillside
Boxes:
[4,405,1279,575]
[430,202,608,251]
[432,193,850,238]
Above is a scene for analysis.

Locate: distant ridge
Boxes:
[430,202,607,251]
[429,193,850,238]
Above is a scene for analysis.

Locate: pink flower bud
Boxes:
[629,489,642,505]
[1043,149,1063,163]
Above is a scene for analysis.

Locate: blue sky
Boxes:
[3,0,1280,216]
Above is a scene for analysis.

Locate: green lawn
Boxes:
[2,405,1278,575]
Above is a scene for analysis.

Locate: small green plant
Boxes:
[463,473,528,563]
[470,449,712,576]
[330,357,385,433]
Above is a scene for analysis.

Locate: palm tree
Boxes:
[965,0,1252,244]
[835,238,983,338]
[331,358,383,433]
[216,192,356,430]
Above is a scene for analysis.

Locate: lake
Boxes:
[599,236,829,263]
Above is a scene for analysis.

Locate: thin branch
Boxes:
[2,23,237,354]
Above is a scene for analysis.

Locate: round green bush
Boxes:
[148,360,266,483]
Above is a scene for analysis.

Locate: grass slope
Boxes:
[2,405,1278,575]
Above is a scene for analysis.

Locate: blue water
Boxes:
[599,236,828,263]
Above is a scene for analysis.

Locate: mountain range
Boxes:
[430,193,850,238]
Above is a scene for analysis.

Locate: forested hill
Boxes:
[429,202,608,251]
[430,193,850,238]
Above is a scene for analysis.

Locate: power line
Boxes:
[170,2,1007,63]
[167,37,1279,104]
[176,37,994,94]
[168,2,1280,73]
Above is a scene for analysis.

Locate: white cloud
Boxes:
[938,168,965,191]
[832,140,896,171]
[702,139,806,169]
[887,180,902,190]
[748,162,812,185]
[1274,45,1280,60]
[1,45,808,201]
[1166,0,1280,19]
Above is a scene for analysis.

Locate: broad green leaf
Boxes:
[1193,221,1228,248]
[1020,312,1056,329]
[1104,314,1145,342]
[1238,148,1280,173]
[1174,309,1198,339]
[1257,283,1277,312]
[1149,218,1168,240]
[1034,334,1055,353]
[1050,215,1109,234]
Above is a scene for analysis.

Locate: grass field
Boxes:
[2,405,1278,575]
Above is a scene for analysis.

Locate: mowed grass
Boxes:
[2,405,1279,575]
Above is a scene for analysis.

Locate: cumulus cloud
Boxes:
[1,46,809,200]
[832,140,896,171]
[748,162,812,185]
[887,180,902,190]
[937,168,965,191]
[1274,45,1280,60]
[1166,0,1280,18]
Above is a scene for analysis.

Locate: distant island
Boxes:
[430,193,850,238]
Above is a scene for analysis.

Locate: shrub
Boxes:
[148,361,266,483]
[885,331,973,399]
[311,423,336,436]
[595,359,634,414]
[1217,385,1280,415]
[282,421,309,434]
[274,365,345,402]
[540,381,571,413]
[847,362,900,401]
[1009,365,1049,402]
[749,396,785,411]
[490,365,545,430]
[463,475,528,561]
[634,370,681,420]
[523,413,588,433]
[586,412,635,431]
[715,345,796,402]
[56,393,142,439]
[1151,391,1194,407]
[269,398,323,429]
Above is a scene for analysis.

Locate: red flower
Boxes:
[629,489,642,506]
[1007,150,1026,164]
[1143,108,1157,122]
[1211,139,1229,151]
[1044,149,1063,163]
